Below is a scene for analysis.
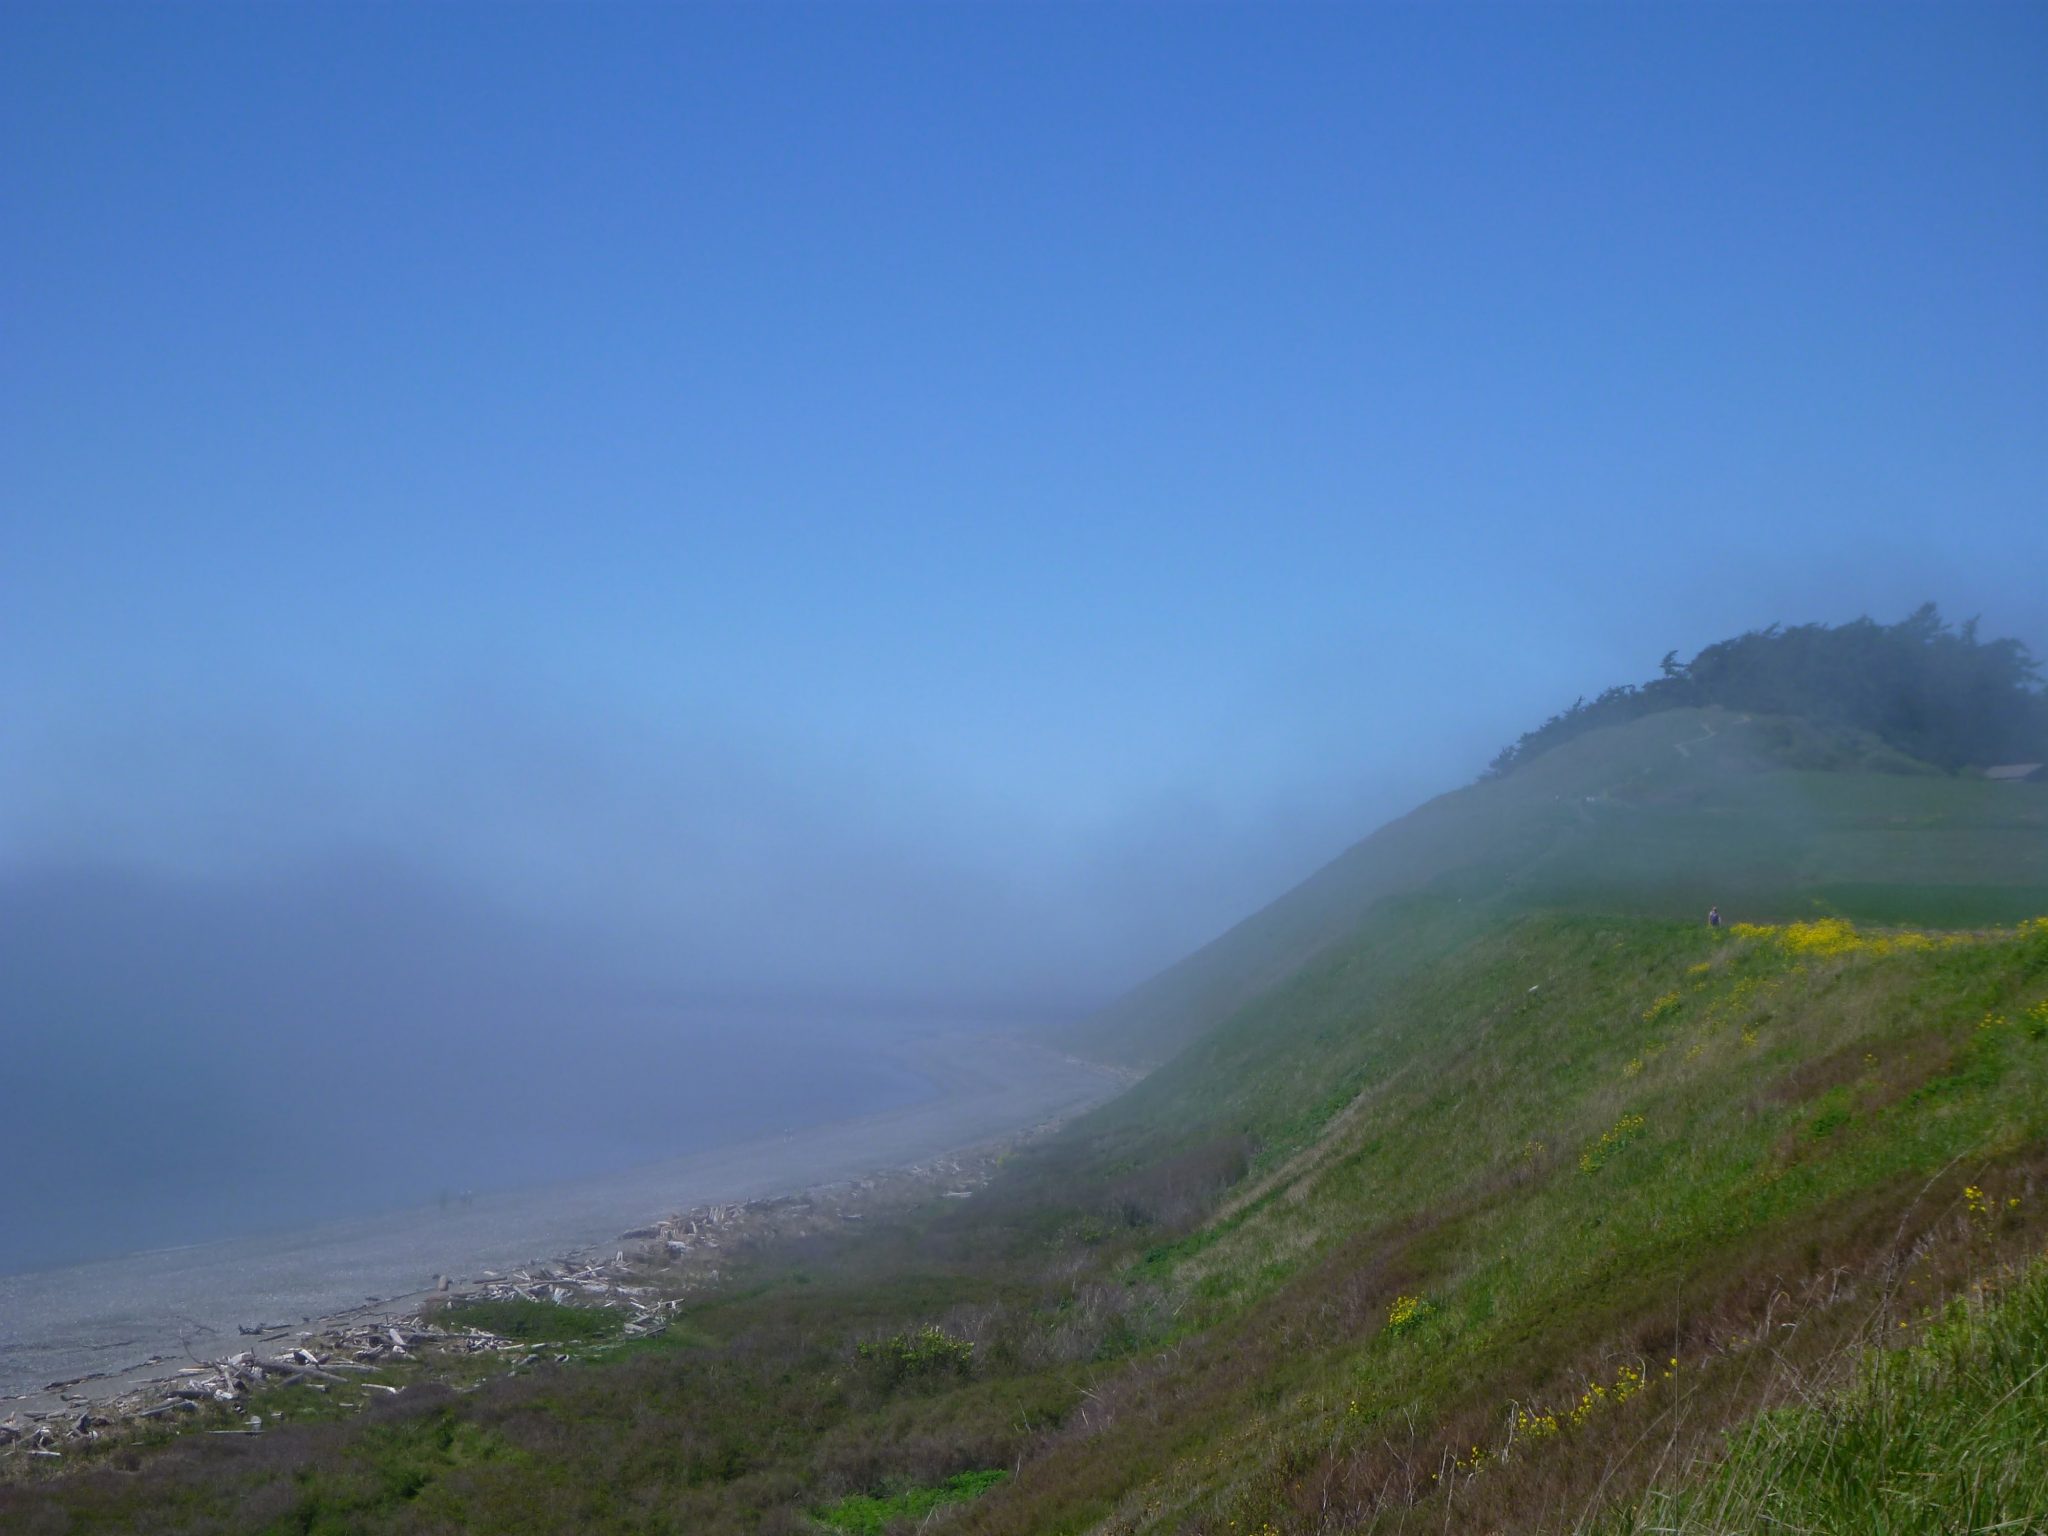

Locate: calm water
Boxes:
[0,1032,1118,1404]
[0,1004,936,1276]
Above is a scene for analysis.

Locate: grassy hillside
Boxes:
[8,726,2047,1534]
[13,909,2044,1534]
[989,910,2048,1533]
[1604,1250,2048,1535]
[1078,708,2048,1067]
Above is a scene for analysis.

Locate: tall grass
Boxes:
[1605,1254,2048,1534]
[815,1469,1008,1535]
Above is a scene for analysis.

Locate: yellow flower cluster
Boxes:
[1622,1057,1644,1078]
[1733,917,1867,955]
[1565,1360,1659,1427]
[1386,1293,1431,1334]
[1579,1112,1646,1174]
[1429,1443,1492,1485]
[1641,991,1682,1024]
[1729,915,2003,959]
[1506,1357,1676,1456]
[1960,1185,2023,1223]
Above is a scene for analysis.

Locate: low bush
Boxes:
[435,1298,626,1344]
[853,1325,975,1390]
[815,1468,1007,1534]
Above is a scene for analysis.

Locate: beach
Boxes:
[0,1032,1123,1416]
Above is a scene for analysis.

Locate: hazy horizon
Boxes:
[5,4,2046,1270]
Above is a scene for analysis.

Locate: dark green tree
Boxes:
[1485,605,2048,777]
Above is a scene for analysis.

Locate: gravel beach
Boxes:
[0,1032,1123,1414]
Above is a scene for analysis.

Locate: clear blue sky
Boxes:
[5,2,2045,1007]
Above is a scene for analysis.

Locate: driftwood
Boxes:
[135,1400,199,1419]
[4,1118,1050,1461]
[256,1357,348,1385]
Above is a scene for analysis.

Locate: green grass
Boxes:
[1605,1253,2048,1535]
[9,910,2044,1534]
[1075,709,2048,1068]
[961,910,2048,1535]
[5,728,2044,1534]
[435,1298,628,1344]
[815,1468,1009,1534]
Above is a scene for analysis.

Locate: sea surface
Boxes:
[2,1006,940,1275]
[0,1030,1117,1405]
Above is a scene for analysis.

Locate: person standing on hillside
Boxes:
[1708,905,1722,928]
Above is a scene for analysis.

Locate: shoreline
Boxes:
[0,1031,1131,1433]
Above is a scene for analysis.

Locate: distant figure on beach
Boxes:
[1707,905,1722,928]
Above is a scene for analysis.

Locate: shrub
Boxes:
[853,1325,974,1389]
[815,1469,1008,1534]
[435,1297,626,1344]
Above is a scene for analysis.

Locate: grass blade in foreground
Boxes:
[1604,1254,2048,1535]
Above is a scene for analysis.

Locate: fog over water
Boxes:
[0,858,945,1273]
[5,5,2046,1281]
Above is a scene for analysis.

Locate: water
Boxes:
[1,1004,936,1275]
[0,1031,1119,1404]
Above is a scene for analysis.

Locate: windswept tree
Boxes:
[1485,604,2048,778]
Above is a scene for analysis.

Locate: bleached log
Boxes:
[258,1357,349,1384]
[135,1400,199,1419]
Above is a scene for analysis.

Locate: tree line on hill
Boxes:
[1486,603,2048,778]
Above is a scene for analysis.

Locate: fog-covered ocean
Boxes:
[0,862,1122,1403]
[0,1030,1117,1404]
[1,1006,936,1277]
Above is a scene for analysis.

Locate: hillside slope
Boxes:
[8,716,2047,1535]
[984,909,2048,1533]
[1076,707,2048,1068]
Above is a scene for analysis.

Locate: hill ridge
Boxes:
[1072,706,2048,1068]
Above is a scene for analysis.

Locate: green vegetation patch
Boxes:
[1487,604,2048,777]
[436,1297,626,1344]
[1609,1254,2048,1534]
[7,802,2044,1536]
[853,1323,975,1389]
[815,1469,1008,1535]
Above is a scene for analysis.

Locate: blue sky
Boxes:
[5,2,2045,1007]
